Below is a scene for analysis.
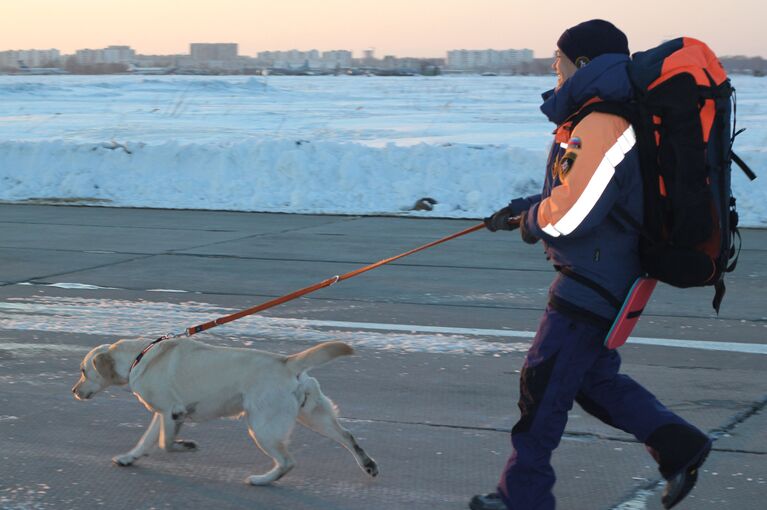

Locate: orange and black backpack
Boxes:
[573,38,757,312]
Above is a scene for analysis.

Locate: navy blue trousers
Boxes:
[498,307,697,510]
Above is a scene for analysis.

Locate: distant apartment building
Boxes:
[380,56,445,73]
[134,54,184,67]
[446,48,534,71]
[258,49,319,68]
[190,43,238,61]
[75,45,135,64]
[0,49,60,68]
[256,49,351,70]
[321,50,353,69]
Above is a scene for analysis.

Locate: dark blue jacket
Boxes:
[521,54,643,324]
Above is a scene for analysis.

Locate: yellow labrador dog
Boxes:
[72,337,378,485]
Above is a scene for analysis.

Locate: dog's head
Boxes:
[72,344,120,400]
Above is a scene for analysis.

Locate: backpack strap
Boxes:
[731,151,757,181]
[567,101,637,132]
[725,220,743,274]
[611,203,654,242]
[555,266,623,310]
[567,102,651,242]
[730,90,756,181]
[548,294,614,330]
[713,280,726,314]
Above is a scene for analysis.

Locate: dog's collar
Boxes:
[130,335,171,373]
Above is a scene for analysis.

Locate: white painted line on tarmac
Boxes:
[18,282,118,290]
[297,319,767,355]
[299,319,537,338]
[0,343,90,353]
[3,292,764,355]
[626,337,767,354]
[610,486,659,510]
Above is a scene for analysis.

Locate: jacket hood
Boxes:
[540,53,634,125]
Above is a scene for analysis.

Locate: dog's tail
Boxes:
[284,341,354,374]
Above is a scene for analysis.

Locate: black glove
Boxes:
[518,210,540,244]
[484,206,521,232]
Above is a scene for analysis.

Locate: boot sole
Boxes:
[661,438,712,509]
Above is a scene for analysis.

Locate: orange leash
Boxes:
[181,221,488,337]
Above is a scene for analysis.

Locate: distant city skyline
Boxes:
[0,43,537,60]
[2,43,545,75]
[2,0,766,58]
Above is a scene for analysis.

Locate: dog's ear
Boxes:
[92,352,116,381]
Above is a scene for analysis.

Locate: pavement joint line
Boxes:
[0,220,240,233]
[341,416,643,444]
[0,244,553,273]
[340,417,767,457]
[709,394,767,438]
[1,245,151,256]
[0,243,555,273]
[0,218,360,289]
[161,216,363,255]
[609,394,767,509]
[0,254,158,289]
[711,447,767,455]
[164,252,555,273]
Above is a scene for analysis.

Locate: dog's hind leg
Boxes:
[113,412,161,466]
[244,394,298,485]
[297,376,378,478]
[158,407,198,452]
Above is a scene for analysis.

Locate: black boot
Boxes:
[661,438,712,509]
[645,424,712,509]
[469,492,507,510]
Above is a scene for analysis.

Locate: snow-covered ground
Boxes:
[1,75,765,224]
[0,294,532,355]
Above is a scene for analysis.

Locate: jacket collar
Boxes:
[540,53,633,126]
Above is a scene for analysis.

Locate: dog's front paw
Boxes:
[247,474,273,486]
[112,454,136,467]
[173,439,198,451]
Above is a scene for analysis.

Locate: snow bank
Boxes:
[0,75,764,224]
[0,139,544,218]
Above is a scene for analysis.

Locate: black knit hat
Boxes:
[557,19,629,68]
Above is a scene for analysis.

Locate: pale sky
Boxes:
[1,0,765,58]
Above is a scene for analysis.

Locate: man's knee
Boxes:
[512,353,560,435]
[574,391,615,427]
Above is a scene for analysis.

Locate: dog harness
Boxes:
[130,335,172,373]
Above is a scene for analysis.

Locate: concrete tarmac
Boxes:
[1,204,765,510]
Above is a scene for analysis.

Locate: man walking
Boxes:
[473,20,711,510]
